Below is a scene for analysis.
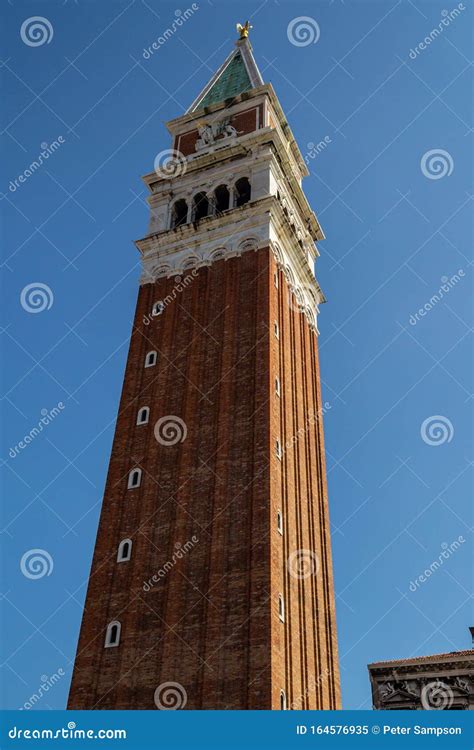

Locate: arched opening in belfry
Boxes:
[234,177,251,207]
[170,199,188,229]
[192,192,209,222]
[214,184,230,214]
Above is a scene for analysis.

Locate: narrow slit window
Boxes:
[275,376,281,397]
[280,690,287,710]
[105,620,121,648]
[274,271,279,288]
[277,511,283,535]
[117,539,132,562]
[127,468,142,489]
[136,407,150,425]
[274,322,279,339]
[276,440,282,460]
[278,594,285,622]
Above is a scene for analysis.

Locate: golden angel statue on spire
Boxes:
[236,21,252,40]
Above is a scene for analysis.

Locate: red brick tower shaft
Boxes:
[68,31,340,711]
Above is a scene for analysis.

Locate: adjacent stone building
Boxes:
[68,26,341,710]
[368,639,474,710]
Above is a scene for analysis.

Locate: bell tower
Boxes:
[68,25,341,711]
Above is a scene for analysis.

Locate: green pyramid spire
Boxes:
[188,34,264,113]
[195,52,252,110]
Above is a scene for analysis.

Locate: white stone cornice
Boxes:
[137,196,323,333]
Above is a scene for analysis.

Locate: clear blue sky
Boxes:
[1,0,472,711]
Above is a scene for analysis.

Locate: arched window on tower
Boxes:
[105,620,121,648]
[117,539,132,562]
[127,468,142,489]
[214,184,230,214]
[136,406,150,425]
[144,351,157,368]
[234,177,251,207]
[280,690,287,710]
[192,192,209,222]
[170,199,188,229]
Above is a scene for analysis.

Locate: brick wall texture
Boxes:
[67,247,341,710]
